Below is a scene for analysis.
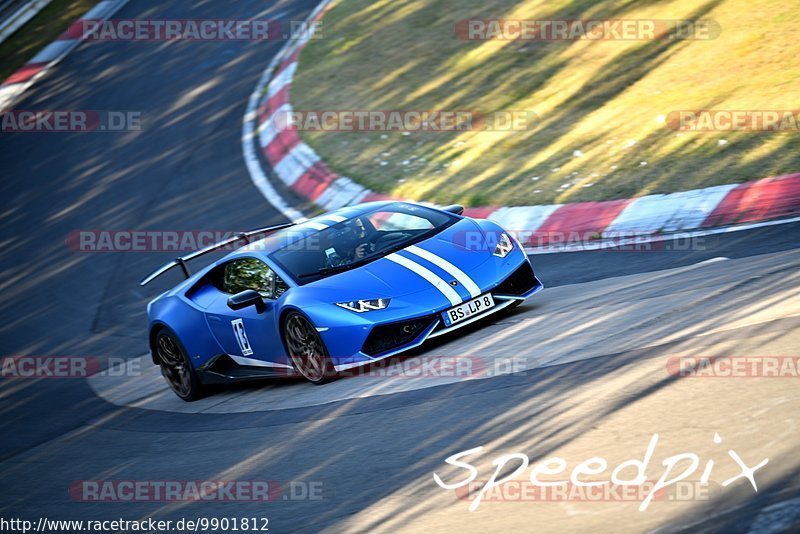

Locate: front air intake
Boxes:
[362,315,437,356]
[494,261,538,296]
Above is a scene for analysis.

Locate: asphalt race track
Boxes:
[1,1,799,532]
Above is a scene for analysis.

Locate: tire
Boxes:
[282,311,336,384]
[154,329,205,401]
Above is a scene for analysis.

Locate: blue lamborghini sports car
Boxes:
[141,201,543,400]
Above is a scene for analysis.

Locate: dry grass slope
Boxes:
[292,0,800,206]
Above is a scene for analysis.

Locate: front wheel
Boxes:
[283,312,335,384]
[155,330,205,401]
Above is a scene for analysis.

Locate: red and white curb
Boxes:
[243,1,800,251]
[0,0,129,111]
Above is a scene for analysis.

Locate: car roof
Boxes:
[157,201,453,297]
[226,200,405,259]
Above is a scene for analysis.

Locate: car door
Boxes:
[205,257,289,366]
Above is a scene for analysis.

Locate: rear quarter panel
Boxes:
[147,294,224,369]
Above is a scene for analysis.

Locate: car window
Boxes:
[270,203,457,285]
[368,212,434,232]
[222,258,286,298]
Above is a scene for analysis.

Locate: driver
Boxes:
[351,218,374,259]
[323,218,374,267]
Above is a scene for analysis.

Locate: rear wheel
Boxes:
[155,330,204,401]
[283,312,335,384]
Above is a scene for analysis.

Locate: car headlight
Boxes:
[335,298,391,313]
[493,232,514,258]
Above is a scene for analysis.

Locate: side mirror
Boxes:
[442,204,465,215]
[227,290,267,313]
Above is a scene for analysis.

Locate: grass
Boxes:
[0,0,95,82]
[292,0,800,206]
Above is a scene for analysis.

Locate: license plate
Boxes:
[442,294,496,327]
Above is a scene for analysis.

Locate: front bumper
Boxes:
[332,261,543,372]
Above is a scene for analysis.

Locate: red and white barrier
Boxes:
[248,2,800,246]
[0,0,129,110]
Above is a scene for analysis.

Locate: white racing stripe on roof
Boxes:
[385,254,462,306]
[322,214,347,223]
[405,245,481,298]
[304,222,330,231]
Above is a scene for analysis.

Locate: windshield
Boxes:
[271,203,458,284]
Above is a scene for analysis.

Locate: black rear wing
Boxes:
[139,222,295,287]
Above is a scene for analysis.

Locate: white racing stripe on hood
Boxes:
[385,253,462,306]
[405,245,481,298]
